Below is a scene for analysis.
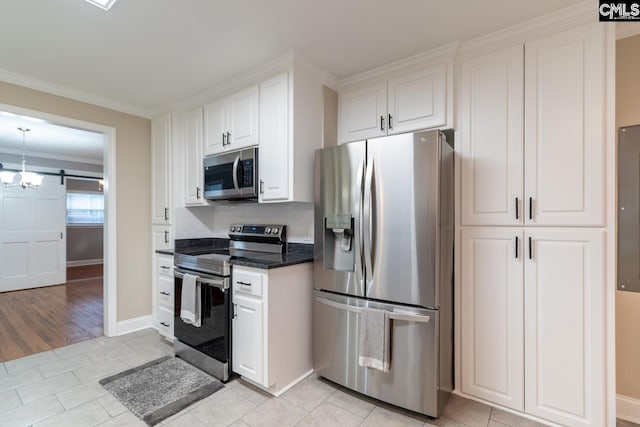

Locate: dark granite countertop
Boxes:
[229,243,314,270]
[160,238,313,269]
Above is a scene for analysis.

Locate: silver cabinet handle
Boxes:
[160,291,170,296]
[388,114,393,130]
[164,230,169,244]
[226,131,231,145]
[160,266,170,270]
[164,207,169,221]
[529,236,533,260]
[259,179,264,194]
[316,297,431,323]
[529,197,533,220]
[515,197,519,220]
[160,322,170,327]
[196,187,200,199]
[222,132,227,146]
[236,281,252,286]
[515,236,519,259]
[380,115,385,131]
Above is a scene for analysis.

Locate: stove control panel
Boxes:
[229,224,286,242]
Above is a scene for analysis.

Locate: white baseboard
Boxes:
[618,394,640,424]
[115,315,154,336]
[66,259,104,267]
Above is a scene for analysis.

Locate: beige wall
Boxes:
[616,34,640,399]
[0,81,152,322]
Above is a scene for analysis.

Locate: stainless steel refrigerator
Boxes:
[313,129,453,417]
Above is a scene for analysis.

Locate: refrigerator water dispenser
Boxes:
[324,213,354,272]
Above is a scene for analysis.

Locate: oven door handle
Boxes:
[174,269,229,290]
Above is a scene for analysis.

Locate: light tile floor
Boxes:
[0,329,633,427]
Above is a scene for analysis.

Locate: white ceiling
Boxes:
[0,112,104,165]
[0,0,586,118]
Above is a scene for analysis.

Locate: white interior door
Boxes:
[0,175,66,292]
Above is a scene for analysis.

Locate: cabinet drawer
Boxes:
[157,306,174,338]
[233,269,263,297]
[158,256,174,277]
[158,275,174,308]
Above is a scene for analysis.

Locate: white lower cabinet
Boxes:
[154,253,174,340]
[460,227,605,427]
[231,263,313,396]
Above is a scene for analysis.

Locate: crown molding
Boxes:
[458,0,594,57]
[0,68,154,119]
[616,22,640,39]
[339,41,459,89]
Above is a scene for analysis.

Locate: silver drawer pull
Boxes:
[160,291,170,296]
[160,266,171,270]
[236,281,252,286]
[316,297,431,323]
[160,322,170,327]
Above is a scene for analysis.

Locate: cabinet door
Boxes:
[524,229,604,427]
[339,82,387,143]
[152,225,171,251]
[151,114,172,224]
[460,228,524,411]
[203,99,227,156]
[228,85,259,150]
[232,293,264,384]
[460,46,524,226]
[259,73,290,202]
[184,108,208,206]
[524,23,605,226]
[387,65,447,135]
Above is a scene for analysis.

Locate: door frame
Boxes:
[0,102,118,336]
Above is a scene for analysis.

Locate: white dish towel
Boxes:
[358,307,391,372]
[180,273,201,327]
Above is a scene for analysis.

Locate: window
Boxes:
[67,192,104,225]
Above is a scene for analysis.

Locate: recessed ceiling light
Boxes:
[85,0,117,11]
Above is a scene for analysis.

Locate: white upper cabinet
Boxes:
[524,24,605,226]
[339,59,451,144]
[524,229,604,427]
[460,46,524,226]
[203,99,226,156]
[339,82,387,142]
[387,65,447,134]
[151,114,172,225]
[184,108,208,206]
[203,85,259,156]
[259,72,290,202]
[460,228,524,411]
[459,23,605,227]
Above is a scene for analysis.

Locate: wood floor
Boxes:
[0,265,103,362]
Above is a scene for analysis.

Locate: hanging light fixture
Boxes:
[0,127,44,189]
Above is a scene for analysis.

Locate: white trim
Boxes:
[617,395,640,423]
[66,259,103,267]
[605,23,617,427]
[616,22,640,40]
[243,369,315,397]
[0,147,103,166]
[115,315,154,336]
[452,390,561,427]
[0,68,153,119]
[0,102,119,338]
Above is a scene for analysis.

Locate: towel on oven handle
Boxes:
[180,273,201,327]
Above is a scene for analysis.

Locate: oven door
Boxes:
[203,148,258,200]
[174,268,231,379]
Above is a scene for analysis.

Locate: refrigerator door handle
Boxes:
[316,297,431,323]
[363,158,375,279]
[355,159,366,288]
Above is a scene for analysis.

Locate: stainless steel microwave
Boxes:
[203,147,258,201]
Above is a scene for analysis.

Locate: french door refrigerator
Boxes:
[313,129,453,417]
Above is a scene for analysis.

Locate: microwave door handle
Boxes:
[232,154,241,193]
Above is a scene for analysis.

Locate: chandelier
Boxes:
[0,127,44,190]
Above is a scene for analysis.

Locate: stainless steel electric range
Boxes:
[173,224,286,382]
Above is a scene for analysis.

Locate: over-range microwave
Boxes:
[203,147,258,201]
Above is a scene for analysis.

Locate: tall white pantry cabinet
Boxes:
[458,22,608,427]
